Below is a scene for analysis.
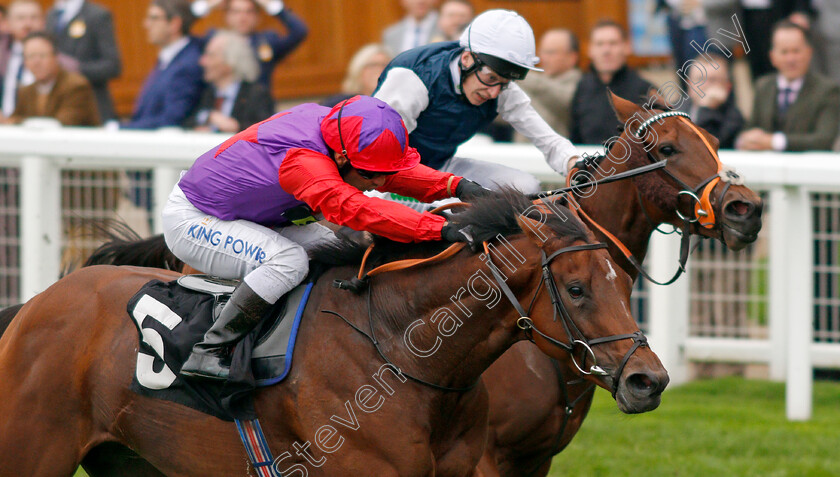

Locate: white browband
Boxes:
[634,111,692,138]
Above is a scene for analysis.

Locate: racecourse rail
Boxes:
[0,124,837,422]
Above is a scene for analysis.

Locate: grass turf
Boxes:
[73,377,840,476]
[548,376,840,477]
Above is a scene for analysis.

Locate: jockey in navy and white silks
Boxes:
[162,96,482,381]
[373,9,581,195]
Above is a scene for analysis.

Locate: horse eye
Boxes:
[567,286,584,299]
[659,145,677,157]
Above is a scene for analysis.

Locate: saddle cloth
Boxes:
[126,276,312,421]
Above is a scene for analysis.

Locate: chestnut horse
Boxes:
[475,93,763,476]
[0,192,667,477]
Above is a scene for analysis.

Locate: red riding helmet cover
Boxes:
[320,95,421,172]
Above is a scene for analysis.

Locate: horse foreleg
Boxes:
[0,320,92,476]
[81,442,167,477]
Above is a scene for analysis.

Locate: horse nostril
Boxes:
[724,200,753,219]
[626,372,658,397]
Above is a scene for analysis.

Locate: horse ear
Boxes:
[608,90,642,124]
[516,214,550,247]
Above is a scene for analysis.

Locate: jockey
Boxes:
[162,95,485,380]
[374,9,581,196]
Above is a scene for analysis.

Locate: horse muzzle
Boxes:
[720,196,764,250]
[614,368,670,414]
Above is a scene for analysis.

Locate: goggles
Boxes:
[474,65,512,90]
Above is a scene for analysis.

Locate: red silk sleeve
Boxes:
[278,148,446,243]
[379,162,462,203]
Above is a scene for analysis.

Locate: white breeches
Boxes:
[162,184,336,304]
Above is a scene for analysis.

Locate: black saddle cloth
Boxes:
[127,277,310,421]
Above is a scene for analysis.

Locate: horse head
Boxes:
[603,91,763,251]
[456,192,669,414]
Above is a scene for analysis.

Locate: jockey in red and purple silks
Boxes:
[162,95,487,381]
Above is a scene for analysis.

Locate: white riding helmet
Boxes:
[459,9,542,81]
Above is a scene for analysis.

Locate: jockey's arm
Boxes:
[279,149,446,243]
[380,162,462,203]
[497,83,581,176]
[373,67,429,133]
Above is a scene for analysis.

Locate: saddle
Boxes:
[127,275,313,421]
[177,275,311,386]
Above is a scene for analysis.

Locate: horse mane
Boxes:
[309,188,592,269]
[82,220,184,271]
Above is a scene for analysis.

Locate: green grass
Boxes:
[549,377,840,477]
[73,378,840,477]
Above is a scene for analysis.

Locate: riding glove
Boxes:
[455,179,492,201]
[441,222,478,251]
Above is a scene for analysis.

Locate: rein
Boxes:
[332,203,469,293]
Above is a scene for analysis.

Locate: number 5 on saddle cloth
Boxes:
[126,275,314,421]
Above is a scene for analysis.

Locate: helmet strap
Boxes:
[458,52,481,102]
[336,99,349,158]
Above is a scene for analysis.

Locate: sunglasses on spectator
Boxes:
[355,168,398,180]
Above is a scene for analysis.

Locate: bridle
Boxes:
[483,241,648,398]
[561,110,744,285]
[634,111,738,233]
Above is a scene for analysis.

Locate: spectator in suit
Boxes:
[0,0,45,118]
[678,53,743,149]
[184,30,273,132]
[570,20,654,145]
[125,0,203,130]
[382,0,441,56]
[5,32,99,126]
[46,0,121,122]
[740,0,811,80]
[191,0,308,96]
[518,28,581,137]
[431,0,473,43]
[737,21,840,152]
[320,43,391,108]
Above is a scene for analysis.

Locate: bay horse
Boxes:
[475,93,763,476]
[74,94,763,476]
[67,92,761,475]
[0,191,667,477]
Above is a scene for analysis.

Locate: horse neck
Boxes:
[577,148,665,278]
[370,239,537,391]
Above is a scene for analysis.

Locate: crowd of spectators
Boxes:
[0,0,837,152]
[0,0,307,132]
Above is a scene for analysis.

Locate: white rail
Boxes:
[0,124,838,421]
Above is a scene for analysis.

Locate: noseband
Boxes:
[484,242,648,398]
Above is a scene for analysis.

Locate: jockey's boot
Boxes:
[180,281,271,380]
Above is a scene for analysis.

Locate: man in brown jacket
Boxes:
[7,31,99,126]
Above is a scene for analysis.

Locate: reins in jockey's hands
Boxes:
[455,179,492,201]
[441,222,478,251]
